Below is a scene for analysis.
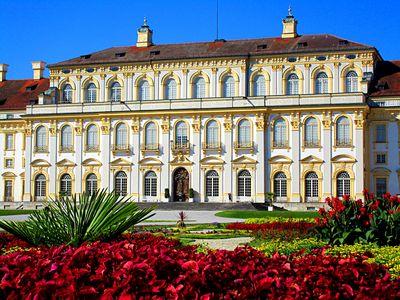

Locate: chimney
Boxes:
[0,64,8,82]
[282,6,298,39]
[136,17,153,48]
[32,61,46,80]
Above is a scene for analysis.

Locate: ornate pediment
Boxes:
[232,155,257,165]
[110,158,132,167]
[269,155,293,164]
[300,155,324,164]
[170,154,193,166]
[331,154,356,163]
[31,159,51,167]
[200,156,225,165]
[139,157,163,166]
[82,158,102,166]
[56,159,76,167]
[2,172,16,178]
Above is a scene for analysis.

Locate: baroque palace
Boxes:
[0,12,400,207]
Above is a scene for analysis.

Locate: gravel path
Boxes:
[192,237,253,251]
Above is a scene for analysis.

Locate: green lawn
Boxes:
[0,210,36,216]
[215,210,319,219]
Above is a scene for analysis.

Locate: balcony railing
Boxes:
[171,141,190,155]
[34,146,48,153]
[304,140,320,147]
[234,141,254,150]
[85,144,100,152]
[111,144,131,154]
[140,143,160,154]
[60,145,74,153]
[202,142,222,153]
[335,139,352,147]
[273,141,289,148]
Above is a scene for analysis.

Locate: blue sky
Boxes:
[0,0,399,79]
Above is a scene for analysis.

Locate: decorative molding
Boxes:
[161,116,170,133]
[223,114,232,131]
[49,120,57,136]
[192,115,201,132]
[131,117,140,133]
[101,118,110,134]
[255,113,265,131]
[290,112,300,130]
[74,119,82,136]
[322,111,332,129]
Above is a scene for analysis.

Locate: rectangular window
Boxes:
[5,158,13,168]
[376,178,387,197]
[376,124,387,143]
[376,153,386,164]
[5,134,13,150]
[4,180,13,201]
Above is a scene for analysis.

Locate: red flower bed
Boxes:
[226,222,315,232]
[1,234,400,299]
[0,233,31,253]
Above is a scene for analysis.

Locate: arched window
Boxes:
[287,73,299,95]
[139,80,150,101]
[86,173,97,195]
[223,76,235,97]
[315,72,328,94]
[115,171,127,196]
[238,119,251,147]
[194,77,206,98]
[206,120,219,148]
[346,71,358,93]
[86,83,97,103]
[110,82,121,102]
[61,125,73,152]
[60,174,72,197]
[274,172,287,200]
[115,123,128,148]
[145,122,157,149]
[253,75,266,96]
[337,171,350,198]
[206,170,219,197]
[165,78,176,100]
[238,170,251,197]
[144,171,157,197]
[35,126,47,152]
[175,121,188,148]
[305,172,318,201]
[62,84,73,103]
[86,124,98,151]
[336,116,350,146]
[34,174,46,200]
[304,117,319,147]
[273,118,287,147]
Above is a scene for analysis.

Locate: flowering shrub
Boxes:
[326,243,400,277]
[0,233,31,254]
[316,191,400,245]
[1,233,400,299]
[227,221,316,239]
[245,217,315,224]
[251,237,327,257]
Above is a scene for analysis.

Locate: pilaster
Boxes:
[322,111,332,199]
[290,112,301,202]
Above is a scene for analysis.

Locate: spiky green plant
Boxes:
[0,190,155,247]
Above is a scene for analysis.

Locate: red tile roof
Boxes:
[369,61,400,97]
[48,34,375,68]
[0,79,49,111]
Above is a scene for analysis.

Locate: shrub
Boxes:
[0,234,399,298]
[0,190,155,247]
[245,217,315,224]
[326,243,400,277]
[316,191,400,245]
[251,237,328,256]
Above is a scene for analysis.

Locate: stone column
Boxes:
[48,121,58,199]
[223,115,233,202]
[276,66,283,96]
[211,68,218,97]
[74,119,83,194]
[154,71,160,100]
[23,123,33,201]
[304,64,311,94]
[131,117,140,201]
[182,69,188,99]
[290,113,301,202]
[160,116,170,201]
[322,112,332,199]
[100,118,111,189]
[271,67,277,96]
[240,65,247,97]
[354,111,365,199]
[333,62,340,93]
[255,113,266,202]
[100,74,106,102]
[76,75,82,103]
[191,116,201,201]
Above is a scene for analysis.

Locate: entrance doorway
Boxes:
[173,167,189,202]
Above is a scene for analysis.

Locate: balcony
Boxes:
[112,144,131,155]
[85,144,100,152]
[272,141,289,148]
[335,139,352,147]
[34,146,48,153]
[202,142,222,154]
[171,141,190,155]
[304,140,320,148]
[60,145,74,153]
[140,143,160,154]
[234,141,254,152]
